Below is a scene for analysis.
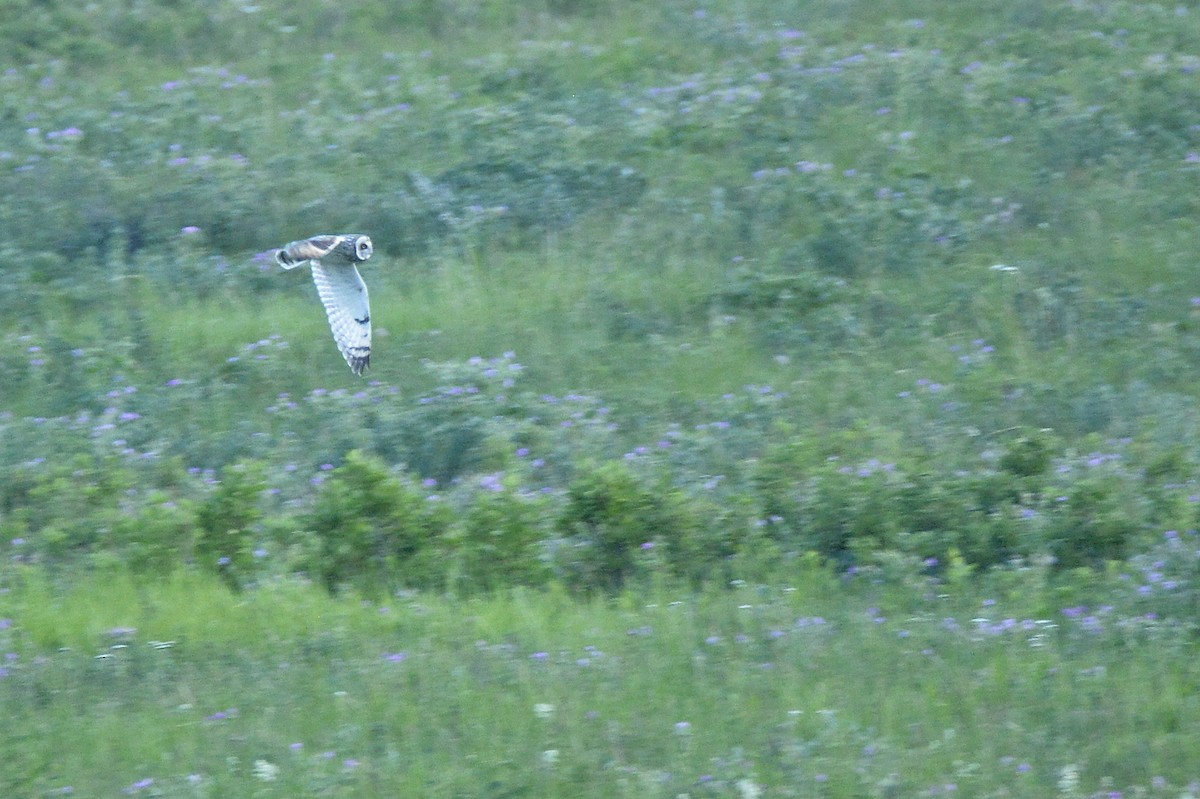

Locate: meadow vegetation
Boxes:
[4,0,1200,795]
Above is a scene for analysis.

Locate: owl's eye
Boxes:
[355,238,372,258]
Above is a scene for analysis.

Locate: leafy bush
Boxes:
[444,482,551,593]
[794,467,901,566]
[1041,474,1148,570]
[746,428,1163,573]
[195,460,267,590]
[555,460,705,591]
[0,454,133,563]
[555,461,654,591]
[998,432,1056,477]
[110,494,198,578]
[888,470,1022,570]
[662,490,750,587]
[304,451,451,597]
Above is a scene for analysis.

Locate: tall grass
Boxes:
[4,562,1200,796]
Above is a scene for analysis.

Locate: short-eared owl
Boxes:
[275,234,374,376]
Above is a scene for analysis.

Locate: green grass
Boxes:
[3,565,1198,796]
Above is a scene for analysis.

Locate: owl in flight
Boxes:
[275,234,374,376]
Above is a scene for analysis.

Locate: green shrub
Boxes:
[555,461,652,591]
[305,451,451,597]
[1042,474,1147,570]
[786,459,1149,574]
[0,454,133,563]
[889,470,1022,570]
[110,494,197,578]
[998,432,1056,477]
[556,460,704,591]
[795,467,900,566]
[665,490,750,587]
[445,483,551,594]
[195,460,266,590]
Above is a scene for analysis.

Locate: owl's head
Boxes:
[340,235,373,262]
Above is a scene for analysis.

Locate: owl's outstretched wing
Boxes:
[311,262,371,376]
[276,235,342,269]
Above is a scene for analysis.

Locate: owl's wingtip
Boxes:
[347,353,370,377]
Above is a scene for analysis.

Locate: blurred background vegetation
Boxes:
[3,0,1200,594]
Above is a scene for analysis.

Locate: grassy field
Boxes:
[5,0,1200,795]
[6,561,1200,797]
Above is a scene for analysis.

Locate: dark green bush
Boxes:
[1043,475,1147,570]
[111,494,198,577]
[0,454,133,563]
[446,484,551,593]
[305,451,451,597]
[556,461,654,591]
[999,432,1056,477]
[889,471,1022,570]
[795,468,900,566]
[664,491,749,587]
[195,460,266,590]
[556,460,702,592]
[747,430,1149,573]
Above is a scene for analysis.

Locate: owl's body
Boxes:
[275,234,374,376]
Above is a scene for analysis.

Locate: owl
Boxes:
[275,234,374,376]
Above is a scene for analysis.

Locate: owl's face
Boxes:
[337,235,373,262]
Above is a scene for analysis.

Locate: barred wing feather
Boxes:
[310,262,371,376]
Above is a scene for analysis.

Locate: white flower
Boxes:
[736,778,762,799]
[252,760,279,782]
[1057,763,1079,797]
